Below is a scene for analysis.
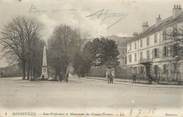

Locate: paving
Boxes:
[0,77,182,111]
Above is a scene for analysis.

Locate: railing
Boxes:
[139,58,153,64]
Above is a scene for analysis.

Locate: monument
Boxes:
[40,45,48,80]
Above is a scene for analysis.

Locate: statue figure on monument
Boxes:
[40,45,49,80]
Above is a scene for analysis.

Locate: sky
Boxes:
[0,0,183,67]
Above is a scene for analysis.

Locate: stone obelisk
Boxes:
[40,45,48,80]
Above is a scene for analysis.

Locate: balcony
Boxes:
[139,58,153,64]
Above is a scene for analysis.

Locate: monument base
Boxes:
[40,75,48,80]
[40,66,48,80]
[48,77,56,81]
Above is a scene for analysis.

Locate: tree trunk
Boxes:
[55,71,58,81]
[55,67,59,81]
[65,66,69,82]
[30,64,33,81]
[59,72,62,81]
[22,60,26,80]
[32,67,36,80]
[27,60,31,80]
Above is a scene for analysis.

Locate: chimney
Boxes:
[142,21,149,31]
[173,4,182,17]
[156,14,161,23]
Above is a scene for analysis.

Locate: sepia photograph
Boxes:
[0,0,183,116]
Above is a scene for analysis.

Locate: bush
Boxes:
[87,65,132,79]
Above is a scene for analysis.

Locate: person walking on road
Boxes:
[106,67,115,84]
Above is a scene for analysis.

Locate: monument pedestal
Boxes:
[41,66,48,80]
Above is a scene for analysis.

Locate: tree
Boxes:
[0,16,43,80]
[48,25,81,81]
[78,37,120,76]
[166,25,183,82]
[72,51,92,77]
[28,38,44,80]
[85,37,119,67]
[102,38,120,67]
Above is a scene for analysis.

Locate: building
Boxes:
[127,5,183,81]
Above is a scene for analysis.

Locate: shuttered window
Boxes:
[154,33,157,43]
[147,37,150,46]
[140,39,143,48]
[147,50,150,59]
[134,53,137,62]
[153,48,159,58]
[129,54,132,63]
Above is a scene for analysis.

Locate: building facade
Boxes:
[127,5,183,81]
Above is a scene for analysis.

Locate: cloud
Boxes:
[0,0,14,3]
[35,11,108,40]
[29,0,110,39]
[1,0,183,39]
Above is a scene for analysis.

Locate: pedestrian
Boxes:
[131,69,136,83]
[111,68,115,84]
[106,67,111,84]
[65,71,69,83]
[42,75,44,80]
[132,74,136,83]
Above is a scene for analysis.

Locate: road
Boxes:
[0,77,183,111]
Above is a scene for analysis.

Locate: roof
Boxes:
[127,12,183,43]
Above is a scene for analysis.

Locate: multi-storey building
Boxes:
[127,5,183,81]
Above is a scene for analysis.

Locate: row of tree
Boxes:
[47,25,82,81]
[0,16,120,81]
[0,17,44,80]
[47,25,120,81]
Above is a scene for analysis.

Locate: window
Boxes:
[147,37,149,46]
[154,33,157,43]
[172,27,178,37]
[125,56,127,64]
[139,66,145,74]
[163,46,168,57]
[140,39,143,48]
[153,48,159,58]
[129,54,132,63]
[163,64,168,74]
[129,44,132,50]
[133,67,137,74]
[134,42,137,49]
[155,48,158,58]
[134,53,137,62]
[140,52,143,60]
[154,65,159,77]
[163,46,171,57]
[167,46,171,56]
[172,44,178,57]
[146,50,150,59]
[163,30,167,40]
